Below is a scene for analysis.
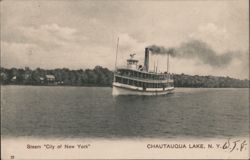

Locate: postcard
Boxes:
[1,0,249,159]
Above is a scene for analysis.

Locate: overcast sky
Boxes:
[1,0,249,79]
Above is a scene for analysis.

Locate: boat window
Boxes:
[140,73,143,78]
[122,78,127,85]
[129,79,133,85]
[159,83,163,88]
[120,70,124,76]
[163,84,166,88]
[116,77,121,83]
[126,78,129,85]
[134,81,138,87]
[149,83,153,88]
[142,82,146,90]
[150,74,153,80]
[157,75,160,80]
[127,72,131,76]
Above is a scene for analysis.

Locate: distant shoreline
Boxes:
[0,84,112,87]
[1,66,249,88]
[1,84,249,89]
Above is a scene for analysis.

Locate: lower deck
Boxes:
[112,82,174,96]
[114,75,174,88]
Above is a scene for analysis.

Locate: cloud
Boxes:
[1,41,38,68]
[1,23,115,70]
[38,24,77,41]
[188,23,242,53]
[118,33,146,52]
[198,23,228,37]
[2,23,86,69]
[17,24,82,50]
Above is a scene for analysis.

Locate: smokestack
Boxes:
[144,48,149,72]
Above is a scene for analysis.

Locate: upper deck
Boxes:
[116,67,172,79]
[114,50,174,83]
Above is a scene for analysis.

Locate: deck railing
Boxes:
[115,69,174,81]
[114,74,174,83]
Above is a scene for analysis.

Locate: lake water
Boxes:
[1,86,249,139]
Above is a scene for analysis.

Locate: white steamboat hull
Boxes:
[112,82,174,96]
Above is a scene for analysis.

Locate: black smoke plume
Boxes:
[148,40,235,68]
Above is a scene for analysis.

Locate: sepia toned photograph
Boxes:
[1,0,249,159]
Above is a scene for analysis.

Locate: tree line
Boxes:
[0,66,113,86]
[173,74,249,88]
[0,66,249,88]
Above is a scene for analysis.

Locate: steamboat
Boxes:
[112,40,174,96]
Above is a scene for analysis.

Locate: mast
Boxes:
[156,58,158,73]
[153,61,155,72]
[114,37,119,71]
[167,52,169,73]
[167,51,170,82]
[113,37,119,83]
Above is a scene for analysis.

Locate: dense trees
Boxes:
[173,73,249,88]
[0,66,249,88]
[0,66,113,87]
